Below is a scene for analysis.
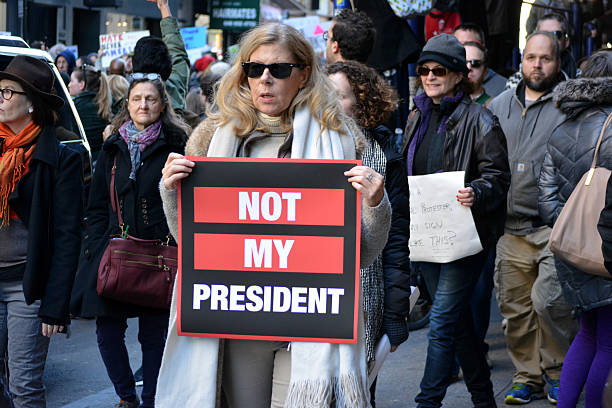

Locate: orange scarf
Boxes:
[0,121,41,227]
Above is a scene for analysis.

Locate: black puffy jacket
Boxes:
[538,77,612,311]
[402,95,511,249]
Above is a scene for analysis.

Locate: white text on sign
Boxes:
[192,284,345,314]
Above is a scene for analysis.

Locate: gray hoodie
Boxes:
[488,81,566,234]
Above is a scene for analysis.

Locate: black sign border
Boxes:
[177,157,362,343]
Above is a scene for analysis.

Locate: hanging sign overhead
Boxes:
[210,0,260,31]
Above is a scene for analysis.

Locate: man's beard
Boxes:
[468,78,484,91]
[523,70,558,93]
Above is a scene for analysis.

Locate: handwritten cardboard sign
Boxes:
[99,30,149,68]
[408,171,482,263]
[177,158,361,343]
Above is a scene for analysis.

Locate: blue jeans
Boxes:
[97,313,169,407]
[414,252,495,408]
[0,280,49,408]
[472,247,496,350]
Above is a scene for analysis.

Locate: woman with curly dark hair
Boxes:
[327,60,411,405]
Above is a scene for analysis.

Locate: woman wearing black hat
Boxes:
[402,34,510,407]
[0,55,83,407]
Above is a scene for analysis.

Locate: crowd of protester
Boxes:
[2,0,612,407]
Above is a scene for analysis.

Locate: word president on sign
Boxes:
[157,23,391,408]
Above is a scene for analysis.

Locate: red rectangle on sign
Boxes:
[193,233,344,274]
[193,187,345,226]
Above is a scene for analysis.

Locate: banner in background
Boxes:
[180,26,209,66]
[99,30,149,68]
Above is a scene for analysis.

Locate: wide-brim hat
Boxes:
[0,55,64,110]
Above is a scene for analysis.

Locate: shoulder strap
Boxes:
[586,111,612,185]
[109,156,123,227]
[591,111,612,168]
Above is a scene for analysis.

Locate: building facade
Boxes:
[3,0,193,54]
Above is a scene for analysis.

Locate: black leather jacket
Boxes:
[402,95,510,249]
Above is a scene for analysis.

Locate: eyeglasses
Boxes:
[128,72,162,83]
[416,66,449,77]
[241,62,305,79]
[550,30,568,40]
[467,59,485,68]
[0,88,26,101]
[322,30,329,41]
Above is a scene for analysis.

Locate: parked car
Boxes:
[0,36,92,188]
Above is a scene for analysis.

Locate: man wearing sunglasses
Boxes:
[536,13,576,79]
[453,23,507,98]
[464,42,490,106]
[488,31,576,405]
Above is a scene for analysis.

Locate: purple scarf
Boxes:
[119,120,162,180]
[406,91,464,176]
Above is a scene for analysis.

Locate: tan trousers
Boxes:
[222,339,291,408]
[494,227,577,388]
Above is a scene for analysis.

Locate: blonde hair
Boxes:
[108,74,129,102]
[209,23,346,137]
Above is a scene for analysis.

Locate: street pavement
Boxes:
[43,302,581,407]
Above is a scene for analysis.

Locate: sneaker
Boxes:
[546,378,560,404]
[116,396,139,408]
[504,383,536,404]
[134,366,143,387]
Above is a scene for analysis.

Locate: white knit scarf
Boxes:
[156,106,369,408]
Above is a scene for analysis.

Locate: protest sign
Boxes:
[99,30,149,68]
[178,158,361,343]
[283,16,331,58]
[408,171,483,263]
[180,26,208,65]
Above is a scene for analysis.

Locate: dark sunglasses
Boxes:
[241,62,305,79]
[416,66,449,77]
[550,30,568,40]
[467,59,485,68]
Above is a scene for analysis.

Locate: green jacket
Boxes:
[161,17,190,112]
[73,91,108,160]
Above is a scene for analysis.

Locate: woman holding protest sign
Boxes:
[402,34,510,407]
[158,23,391,408]
[70,73,189,408]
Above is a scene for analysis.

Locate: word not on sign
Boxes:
[178,158,361,343]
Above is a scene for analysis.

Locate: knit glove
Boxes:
[384,317,408,346]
